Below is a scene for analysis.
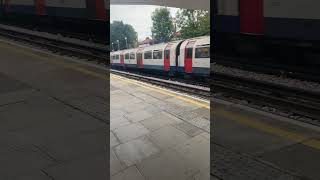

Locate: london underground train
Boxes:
[111,36,210,77]
[214,0,320,64]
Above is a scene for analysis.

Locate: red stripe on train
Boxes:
[239,0,264,34]
[35,0,46,15]
[95,0,107,20]
[4,0,10,12]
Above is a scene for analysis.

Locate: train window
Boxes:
[195,47,210,58]
[115,55,119,60]
[165,50,170,59]
[186,48,193,58]
[153,50,162,59]
[130,53,135,59]
[144,51,152,59]
[125,53,129,59]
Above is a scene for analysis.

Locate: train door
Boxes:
[35,0,46,15]
[86,0,106,20]
[120,54,124,66]
[4,0,9,13]
[239,0,264,34]
[184,41,195,73]
[164,45,171,71]
[137,53,143,68]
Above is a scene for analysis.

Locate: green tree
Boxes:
[110,21,138,50]
[151,7,174,43]
[175,9,210,39]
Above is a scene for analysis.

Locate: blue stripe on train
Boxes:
[7,5,35,14]
[112,63,209,76]
[6,5,96,19]
[215,15,240,33]
[177,67,209,76]
[265,17,320,41]
[215,15,320,40]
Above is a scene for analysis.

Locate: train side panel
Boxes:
[216,0,320,40]
[46,0,87,19]
[179,36,210,76]
[215,0,240,34]
[142,44,167,71]
[264,0,320,40]
[6,0,35,14]
[111,52,122,67]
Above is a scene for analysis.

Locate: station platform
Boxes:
[212,99,320,180]
[0,38,108,179]
[110,74,210,179]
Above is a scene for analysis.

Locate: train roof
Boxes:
[110,36,210,54]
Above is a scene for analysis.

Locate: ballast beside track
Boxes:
[111,69,211,99]
[0,24,109,63]
[214,55,320,83]
[213,72,320,125]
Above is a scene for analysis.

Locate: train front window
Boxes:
[153,51,162,59]
[125,53,129,59]
[186,48,193,58]
[195,47,210,58]
[130,53,135,59]
[115,55,119,60]
[144,51,152,59]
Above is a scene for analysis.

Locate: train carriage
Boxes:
[110,36,210,77]
[123,48,139,68]
[215,0,320,64]
[0,0,109,43]
[141,43,168,71]
[141,40,183,74]
[179,36,210,76]
[111,51,121,67]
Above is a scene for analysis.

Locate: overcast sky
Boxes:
[110,5,179,41]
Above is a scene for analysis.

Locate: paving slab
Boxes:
[136,149,198,180]
[113,123,150,143]
[148,126,191,150]
[114,137,160,167]
[111,166,145,180]
[110,74,210,179]
[110,148,126,176]
[0,39,108,179]
[212,100,320,179]
[140,111,182,131]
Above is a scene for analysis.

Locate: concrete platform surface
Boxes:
[0,38,108,179]
[110,74,210,180]
[212,100,320,180]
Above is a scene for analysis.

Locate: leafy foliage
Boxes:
[151,8,175,43]
[110,21,138,50]
[175,9,210,39]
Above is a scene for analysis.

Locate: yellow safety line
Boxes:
[111,74,210,109]
[0,41,108,80]
[215,108,320,150]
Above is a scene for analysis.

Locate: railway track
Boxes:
[213,72,320,124]
[1,24,319,125]
[214,56,320,83]
[0,25,109,63]
[0,24,210,99]
[111,69,211,99]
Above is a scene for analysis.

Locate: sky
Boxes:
[110,5,179,41]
